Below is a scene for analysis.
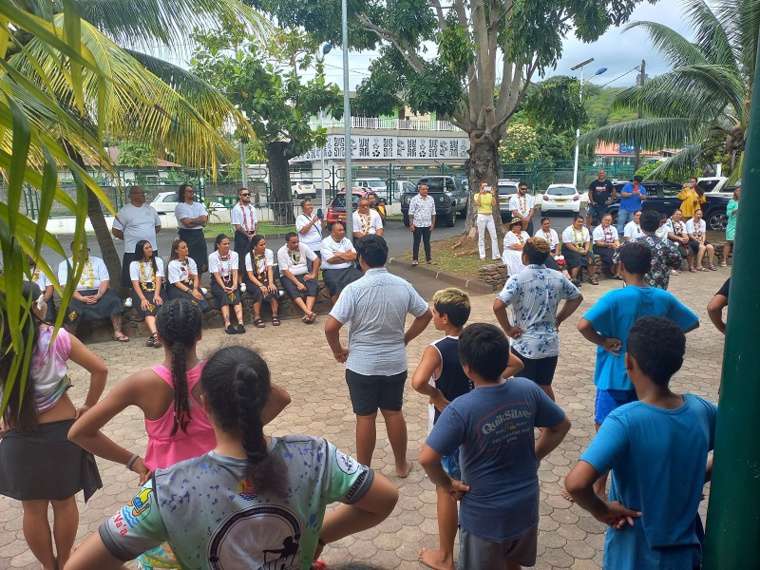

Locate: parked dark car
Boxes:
[608,181,730,231]
[325,189,369,231]
[400,176,469,227]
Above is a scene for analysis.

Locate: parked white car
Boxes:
[291,180,316,199]
[150,191,226,215]
[541,184,588,214]
[339,177,390,199]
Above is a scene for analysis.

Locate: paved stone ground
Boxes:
[1,267,728,569]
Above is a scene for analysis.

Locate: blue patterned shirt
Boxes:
[497,265,582,358]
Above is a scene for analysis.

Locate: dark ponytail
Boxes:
[202,346,286,495]
[156,299,203,436]
[1,282,42,430]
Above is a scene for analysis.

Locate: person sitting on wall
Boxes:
[277,232,321,324]
[28,255,57,322]
[320,222,363,303]
[58,242,128,341]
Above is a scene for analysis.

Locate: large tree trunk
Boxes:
[464,133,503,241]
[268,141,296,226]
[86,188,124,295]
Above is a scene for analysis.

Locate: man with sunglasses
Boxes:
[231,187,258,272]
[112,185,162,288]
[352,197,384,240]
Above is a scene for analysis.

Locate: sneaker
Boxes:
[225,325,237,335]
[237,324,246,334]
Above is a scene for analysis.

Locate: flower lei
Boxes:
[672,220,684,235]
[218,253,233,285]
[80,258,94,289]
[518,194,528,213]
[514,231,525,245]
[290,249,301,265]
[691,220,703,237]
[602,226,615,243]
[240,204,255,232]
[139,261,156,292]
[178,260,190,284]
[31,265,41,282]
[360,213,371,235]
[573,228,586,248]
[254,252,267,281]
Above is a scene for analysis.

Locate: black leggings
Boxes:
[413,226,432,261]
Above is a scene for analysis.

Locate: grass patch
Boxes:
[206,222,296,235]
[395,235,494,280]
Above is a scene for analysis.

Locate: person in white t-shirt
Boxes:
[58,242,128,340]
[129,240,167,348]
[623,210,643,241]
[28,255,57,321]
[353,197,384,239]
[508,181,536,234]
[166,239,209,311]
[685,209,716,271]
[230,187,257,272]
[277,233,321,323]
[244,235,281,328]
[592,214,622,279]
[561,216,600,286]
[655,213,671,242]
[208,234,245,335]
[112,186,162,288]
[296,199,325,257]
[320,222,363,303]
[175,184,209,274]
[534,218,572,279]
[501,218,530,276]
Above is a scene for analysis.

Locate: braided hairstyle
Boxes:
[156,299,203,436]
[201,346,286,495]
[0,282,42,430]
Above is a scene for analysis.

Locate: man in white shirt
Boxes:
[353,197,384,240]
[320,222,362,303]
[325,235,432,475]
[408,182,437,265]
[111,186,161,288]
[230,187,257,272]
[296,199,324,256]
[277,232,321,323]
[59,242,128,341]
[175,184,209,274]
[623,210,643,241]
[509,181,536,234]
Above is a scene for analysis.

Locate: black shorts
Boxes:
[345,369,407,415]
[512,348,559,386]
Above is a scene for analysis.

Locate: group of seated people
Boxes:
[36,221,369,347]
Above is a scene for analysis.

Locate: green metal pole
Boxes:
[702,36,760,568]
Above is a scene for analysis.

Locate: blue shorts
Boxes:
[441,450,461,480]
[594,388,638,424]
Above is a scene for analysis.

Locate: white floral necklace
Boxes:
[240,204,255,232]
[218,252,233,284]
[602,226,615,243]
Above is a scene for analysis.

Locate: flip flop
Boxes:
[427,260,437,265]
[112,333,130,342]
[272,315,281,326]
[253,318,266,328]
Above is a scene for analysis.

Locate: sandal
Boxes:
[411,260,419,266]
[272,315,281,326]
[146,333,162,348]
[304,312,317,324]
[613,275,623,280]
[708,265,718,271]
[113,333,130,342]
[427,260,437,265]
[253,317,266,329]
[720,261,728,268]
[225,325,237,335]
[588,278,599,285]
[689,267,697,273]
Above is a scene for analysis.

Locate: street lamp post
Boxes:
[341,0,353,236]
[318,42,332,218]
[571,58,607,188]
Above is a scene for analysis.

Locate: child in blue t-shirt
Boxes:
[420,323,571,570]
[566,316,717,569]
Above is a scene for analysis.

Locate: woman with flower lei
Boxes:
[664,209,694,274]
[27,255,57,321]
[592,214,622,279]
[501,218,531,276]
[208,234,246,335]
[166,239,209,311]
[129,240,167,348]
[244,235,281,328]
[561,215,600,286]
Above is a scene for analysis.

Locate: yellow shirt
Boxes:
[677,187,706,218]
[477,192,495,215]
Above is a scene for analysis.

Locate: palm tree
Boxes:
[581,0,758,180]
[0,0,266,416]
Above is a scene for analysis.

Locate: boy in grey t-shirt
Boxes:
[420,324,571,569]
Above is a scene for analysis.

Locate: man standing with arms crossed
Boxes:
[325,235,432,476]
[175,183,209,274]
[587,169,616,229]
[112,186,161,289]
[231,187,257,273]
[509,180,536,235]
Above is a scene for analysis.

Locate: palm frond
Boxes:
[74,0,271,48]
[580,117,705,151]
[643,143,705,180]
[733,0,760,84]
[624,21,706,69]
[681,0,738,70]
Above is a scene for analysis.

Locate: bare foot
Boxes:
[419,548,455,570]
[396,460,413,478]
[561,487,574,502]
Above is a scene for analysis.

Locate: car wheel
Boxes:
[402,214,410,226]
[707,210,728,232]
[457,206,467,219]
[445,210,456,227]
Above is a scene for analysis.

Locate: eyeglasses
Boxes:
[240,193,250,197]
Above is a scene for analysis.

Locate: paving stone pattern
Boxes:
[1,268,728,569]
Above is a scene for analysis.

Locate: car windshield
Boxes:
[699,180,720,192]
[498,185,518,195]
[547,186,576,196]
[418,179,451,192]
[365,180,386,188]
[333,194,361,208]
[296,180,313,185]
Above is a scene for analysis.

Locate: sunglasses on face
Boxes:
[240,193,250,197]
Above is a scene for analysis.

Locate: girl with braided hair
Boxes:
[67,346,399,570]
[69,300,292,569]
